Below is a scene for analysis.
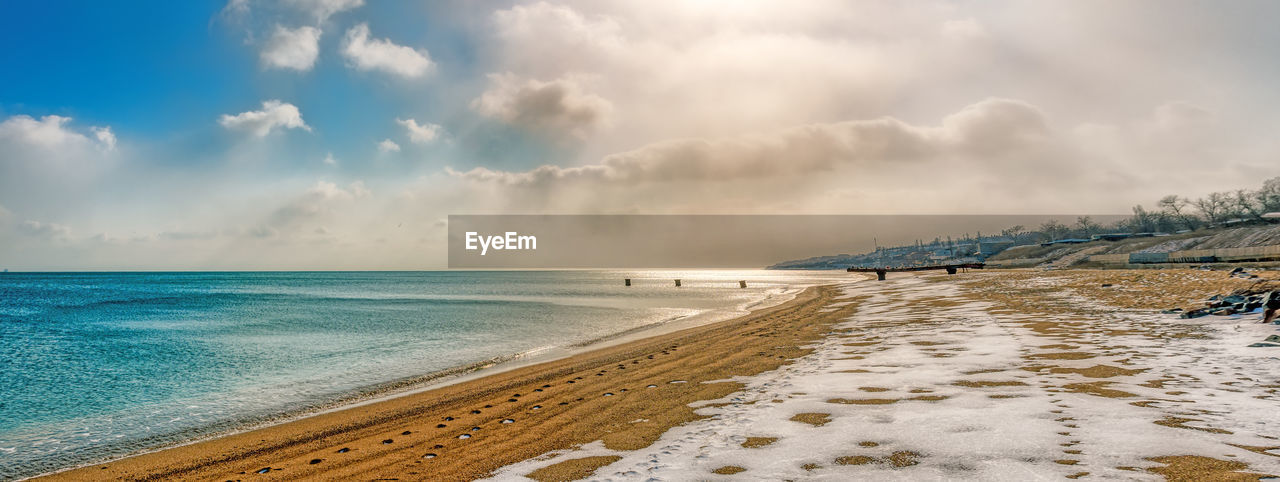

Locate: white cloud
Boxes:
[938,98,1049,156]
[218,100,311,137]
[220,0,250,19]
[340,23,434,79]
[0,115,115,151]
[444,98,1076,213]
[471,73,612,140]
[13,2,1280,270]
[322,152,338,165]
[91,126,116,151]
[261,25,322,71]
[19,220,72,241]
[1152,101,1213,132]
[941,18,988,39]
[490,2,624,73]
[285,0,364,23]
[482,2,916,148]
[396,117,442,144]
[260,180,371,235]
[377,139,401,152]
[347,180,371,198]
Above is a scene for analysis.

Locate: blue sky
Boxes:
[0,1,547,175]
[2,1,1278,269]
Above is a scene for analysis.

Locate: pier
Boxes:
[848,262,985,280]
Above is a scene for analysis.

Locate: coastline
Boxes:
[41,283,851,480]
[10,272,819,480]
[37,268,1280,480]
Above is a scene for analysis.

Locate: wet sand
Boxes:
[45,285,855,481]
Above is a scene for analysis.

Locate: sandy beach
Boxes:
[45,269,1280,481]
[44,285,852,481]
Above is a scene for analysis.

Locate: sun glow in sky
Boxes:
[2,1,1279,269]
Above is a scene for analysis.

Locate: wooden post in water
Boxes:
[739,280,747,288]
[674,279,681,287]
[876,269,887,281]
[946,266,958,275]
[624,278,631,286]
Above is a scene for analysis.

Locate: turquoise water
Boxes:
[0,270,842,479]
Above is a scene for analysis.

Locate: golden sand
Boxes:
[886,451,921,467]
[827,397,899,405]
[710,465,746,474]
[1048,365,1147,378]
[1061,382,1137,399]
[962,368,1008,375]
[740,437,778,448]
[957,269,1280,312]
[789,412,833,426]
[525,456,620,482]
[835,455,875,465]
[952,380,1028,388]
[46,285,853,481]
[1154,417,1233,435]
[1147,455,1274,481]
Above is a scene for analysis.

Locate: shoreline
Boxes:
[35,268,1280,480]
[26,281,810,480]
[40,283,850,480]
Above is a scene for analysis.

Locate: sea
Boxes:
[0,270,846,479]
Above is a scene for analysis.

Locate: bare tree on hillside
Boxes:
[1257,176,1280,212]
[1075,216,1101,236]
[1193,192,1231,224]
[1039,219,1070,241]
[1126,205,1168,233]
[1001,225,1026,239]
[1157,194,1198,230]
[1230,189,1266,221]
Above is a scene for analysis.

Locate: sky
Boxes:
[2,0,1279,270]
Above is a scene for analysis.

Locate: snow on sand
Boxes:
[490,274,1280,480]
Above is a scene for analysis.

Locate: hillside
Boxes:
[988,224,1280,268]
[770,223,1280,270]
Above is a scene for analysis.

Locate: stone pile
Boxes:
[1179,283,1279,318]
